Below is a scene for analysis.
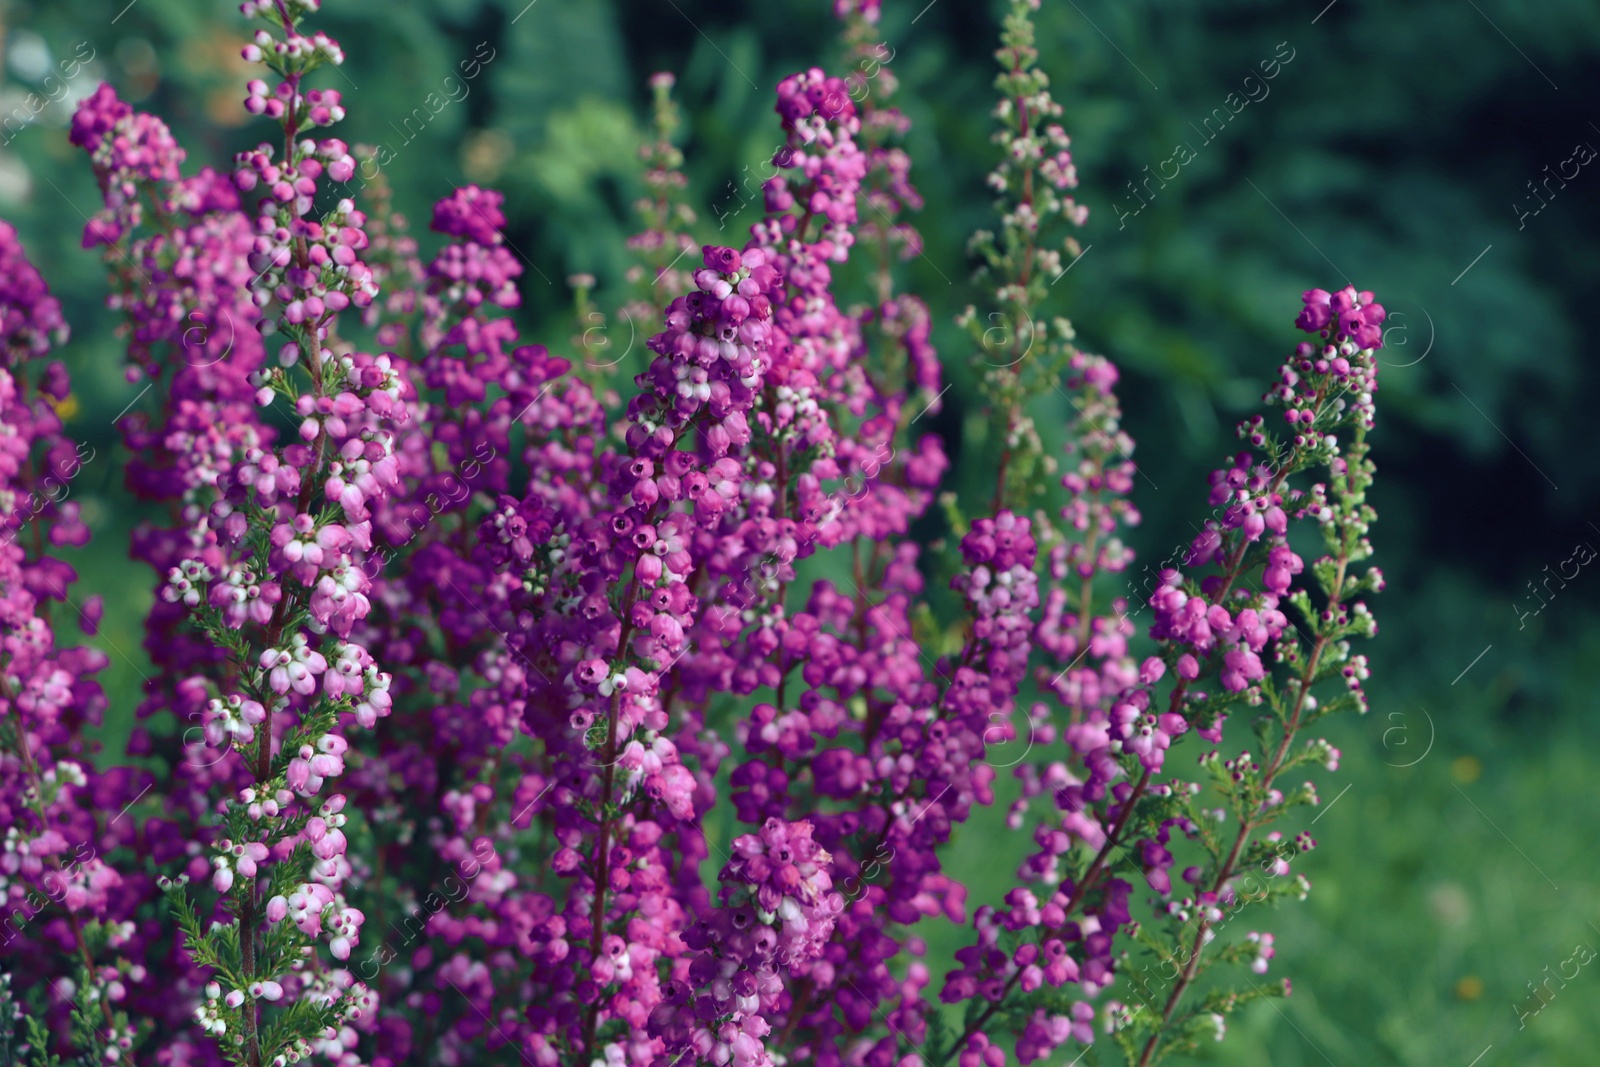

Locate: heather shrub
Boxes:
[0,1,1385,1065]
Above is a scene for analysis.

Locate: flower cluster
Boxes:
[654,819,843,1067]
[0,222,140,1059]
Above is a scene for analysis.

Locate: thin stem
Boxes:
[2,675,134,1063]
[240,893,261,1067]
[987,68,1036,515]
[581,598,636,1054]
[66,910,129,1060]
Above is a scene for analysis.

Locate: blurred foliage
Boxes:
[1,0,1597,1062]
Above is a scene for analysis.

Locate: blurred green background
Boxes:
[2,0,1596,1063]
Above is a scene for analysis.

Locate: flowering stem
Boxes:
[1138,440,1361,1063]
[941,433,1310,1064]
[582,606,633,1056]
[1136,628,1337,1065]
[987,59,1037,516]
[941,766,1152,1063]
[5,677,130,1060]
